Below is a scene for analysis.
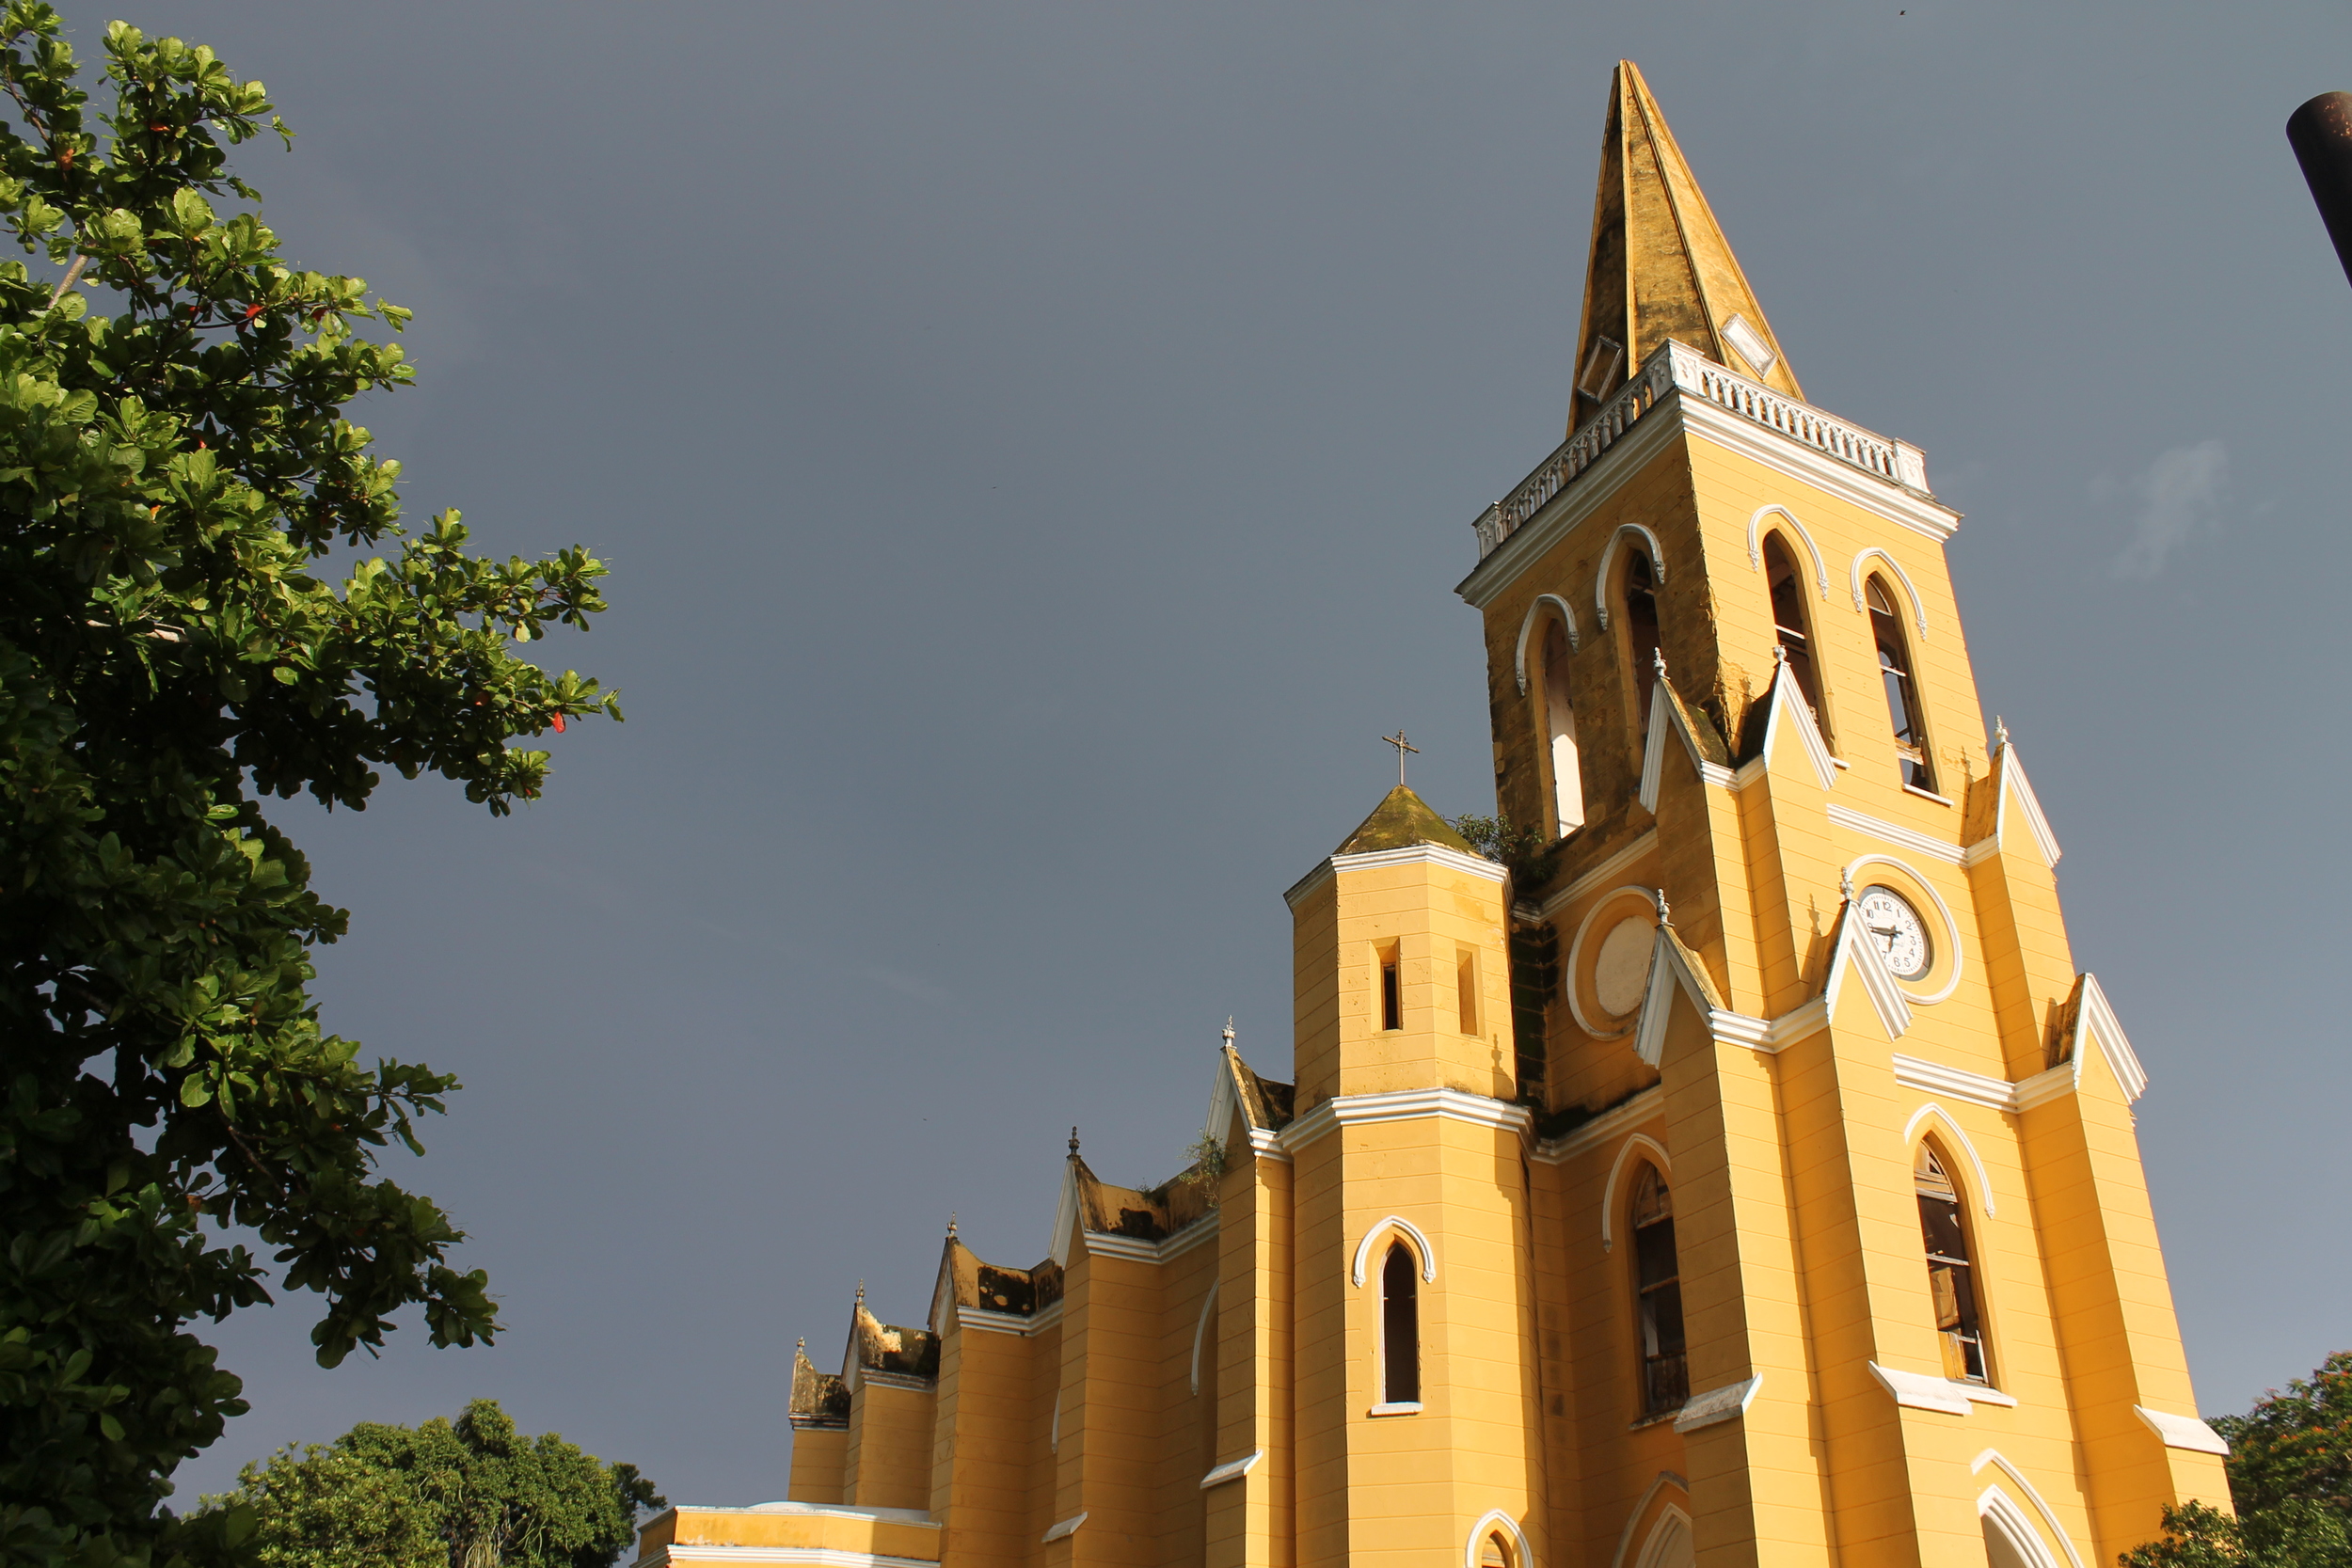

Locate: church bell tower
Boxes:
[1452,56,2229,1568]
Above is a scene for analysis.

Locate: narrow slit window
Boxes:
[1380,946,1402,1032]
[1624,549,1663,737]
[1380,1241,1421,1405]
[1541,618,1585,834]
[1456,947,1478,1036]
[1915,1146,1988,1384]
[1631,1164,1688,1415]
[1763,534,1830,744]
[1867,575,1934,791]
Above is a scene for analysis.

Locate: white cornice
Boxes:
[1080,1208,1220,1268]
[1677,395,1960,544]
[1537,830,1661,921]
[1531,1085,1664,1164]
[1282,841,1506,910]
[1041,1513,1088,1544]
[1891,1053,2082,1116]
[1456,384,1692,609]
[1826,804,1963,868]
[856,1370,934,1393]
[1279,1085,1533,1157]
[649,1550,936,1568]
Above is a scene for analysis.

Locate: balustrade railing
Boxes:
[1472,341,1931,560]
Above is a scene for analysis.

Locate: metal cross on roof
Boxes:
[1381,731,1419,785]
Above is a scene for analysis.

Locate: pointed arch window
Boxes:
[1379,1241,1421,1407]
[1915,1145,1988,1384]
[1621,547,1663,738]
[1764,534,1830,745]
[1867,575,1933,791]
[1631,1164,1688,1414]
[1540,616,1585,835]
[1479,1531,1516,1568]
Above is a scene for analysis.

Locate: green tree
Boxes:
[217,1402,662,1568]
[2123,1354,2352,1567]
[0,8,619,1568]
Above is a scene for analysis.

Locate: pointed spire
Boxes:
[1333,785,1476,857]
[1570,60,1804,434]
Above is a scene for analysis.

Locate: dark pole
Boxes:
[2288,91,2352,289]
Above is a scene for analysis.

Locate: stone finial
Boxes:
[1069,1126,1081,1157]
[1994,715,2010,751]
[1839,870,1855,901]
[796,1336,805,1354]
[1652,646,1669,677]
[1772,641,1790,665]
[946,1212,958,1239]
[854,1279,866,1307]
[1655,888,1673,925]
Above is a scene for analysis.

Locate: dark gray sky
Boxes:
[134,0,2350,1508]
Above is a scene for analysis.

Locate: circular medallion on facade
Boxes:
[1592,917,1654,1016]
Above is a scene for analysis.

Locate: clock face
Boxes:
[1857,885,1932,980]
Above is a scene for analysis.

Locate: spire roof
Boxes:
[1570,60,1804,433]
[1333,785,1476,857]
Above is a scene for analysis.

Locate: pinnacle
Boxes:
[1333,784,1476,857]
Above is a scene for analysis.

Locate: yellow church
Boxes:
[632,60,2229,1568]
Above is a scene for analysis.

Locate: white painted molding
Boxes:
[1081,1208,1219,1267]
[1281,1085,1533,1156]
[1827,804,1963,867]
[1745,505,1831,597]
[1979,1489,2067,1568]
[1463,1510,1535,1568]
[1047,1162,1078,1268]
[1041,1513,1088,1544]
[1891,1054,2013,1113]
[1199,1449,1263,1490]
[2077,974,2149,1103]
[1971,1451,2089,1568]
[1563,884,1656,1040]
[1350,1215,1438,1287]
[1540,829,1661,920]
[1998,744,2063,867]
[1458,356,1960,610]
[1674,1373,1763,1433]
[1869,1361,1972,1415]
[1368,1400,1423,1417]
[1631,1509,1693,1568]
[1762,666,1838,790]
[1514,594,1580,696]
[2011,1063,2077,1112]
[1849,546,1931,641]
[1839,853,1965,1005]
[1901,1103,1996,1218]
[1607,1476,1690,1568]
[652,1550,936,1568]
[1827,901,1914,1040]
[724,1502,937,1527]
[1639,680,1734,816]
[1595,522,1668,632]
[1189,1280,1220,1396]
[1532,1085,1663,1165]
[1599,1133,1673,1253]
[957,1305,1041,1337]
[1633,925,1722,1069]
[1707,994,1830,1056]
[1281,840,1507,910]
[857,1369,934,1393]
[2134,1406,2230,1455]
